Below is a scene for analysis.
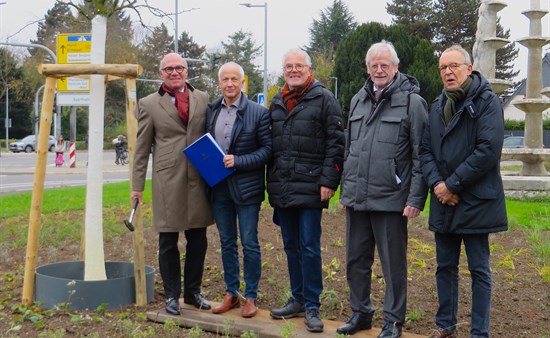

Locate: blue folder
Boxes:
[183,132,234,187]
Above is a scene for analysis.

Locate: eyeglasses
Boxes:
[284,64,308,72]
[368,63,391,72]
[438,63,467,73]
[161,66,187,74]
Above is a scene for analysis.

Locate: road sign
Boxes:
[258,93,265,106]
[57,33,91,93]
[57,92,90,106]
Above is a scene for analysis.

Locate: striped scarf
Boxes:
[281,75,314,112]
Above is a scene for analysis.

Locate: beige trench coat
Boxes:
[132,83,213,232]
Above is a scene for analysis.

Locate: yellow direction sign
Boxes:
[57,33,91,92]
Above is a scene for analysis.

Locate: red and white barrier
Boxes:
[69,141,76,168]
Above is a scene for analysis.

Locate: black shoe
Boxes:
[165,297,180,315]
[304,308,324,332]
[184,293,211,310]
[270,297,306,319]
[377,321,402,338]
[336,312,373,335]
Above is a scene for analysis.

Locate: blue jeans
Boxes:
[276,207,323,310]
[212,182,261,299]
[434,233,492,337]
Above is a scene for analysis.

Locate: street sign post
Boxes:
[257,93,265,106]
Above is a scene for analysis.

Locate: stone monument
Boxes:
[474,0,550,196]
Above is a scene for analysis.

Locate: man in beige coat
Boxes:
[131,52,213,316]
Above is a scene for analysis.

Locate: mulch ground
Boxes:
[0,205,548,337]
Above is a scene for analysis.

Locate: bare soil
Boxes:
[0,205,548,337]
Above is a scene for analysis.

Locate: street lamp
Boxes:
[174,1,199,54]
[329,77,338,99]
[240,2,268,106]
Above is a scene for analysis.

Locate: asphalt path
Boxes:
[0,150,151,195]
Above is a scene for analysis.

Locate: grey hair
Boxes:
[159,52,188,70]
[218,62,245,81]
[442,45,472,64]
[282,48,312,67]
[365,40,400,66]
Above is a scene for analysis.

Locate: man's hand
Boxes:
[403,205,421,218]
[320,186,335,202]
[223,155,235,169]
[434,182,460,206]
[131,191,143,205]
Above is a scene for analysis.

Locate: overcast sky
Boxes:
[0,0,549,81]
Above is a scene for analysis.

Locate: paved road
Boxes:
[0,150,151,195]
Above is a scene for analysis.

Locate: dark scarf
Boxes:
[443,75,472,126]
[281,75,315,112]
[162,83,190,125]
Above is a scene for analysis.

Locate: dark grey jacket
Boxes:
[419,71,508,234]
[267,81,345,209]
[340,72,428,212]
[206,94,272,205]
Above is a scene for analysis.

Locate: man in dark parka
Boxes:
[419,45,507,338]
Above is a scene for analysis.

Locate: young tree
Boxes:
[386,0,436,42]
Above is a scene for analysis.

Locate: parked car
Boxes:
[9,135,56,153]
[503,136,524,148]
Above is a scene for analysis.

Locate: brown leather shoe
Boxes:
[241,299,258,318]
[211,293,240,314]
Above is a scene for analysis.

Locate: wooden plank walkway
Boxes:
[147,300,427,337]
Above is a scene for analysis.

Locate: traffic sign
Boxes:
[57,92,90,106]
[57,33,91,93]
[258,93,265,106]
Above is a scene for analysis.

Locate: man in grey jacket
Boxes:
[338,41,428,338]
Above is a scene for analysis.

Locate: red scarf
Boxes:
[162,83,190,125]
[281,75,314,112]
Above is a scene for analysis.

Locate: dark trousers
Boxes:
[345,208,408,323]
[158,228,207,300]
[434,233,491,337]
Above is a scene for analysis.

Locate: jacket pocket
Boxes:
[468,184,497,199]
[349,114,364,141]
[156,144,174,158]
[377,116,402,144]
[156,158,176,172]
[295,162,322,177]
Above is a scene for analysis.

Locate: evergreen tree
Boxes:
[178,31,208,90]
[306,0,357,56]
[496,19,519,81]
[432,0,480,53]
[212,30,263,100]
[386,0,436,42]
[31,2,78,63]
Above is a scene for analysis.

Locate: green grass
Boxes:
[0,181,152,219]
[0,182,548,265]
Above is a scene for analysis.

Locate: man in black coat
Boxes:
[267,49,345,333]
[206,62,271,318]
[419,45,508,338]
